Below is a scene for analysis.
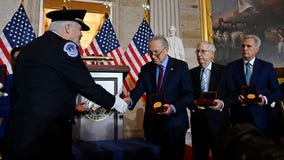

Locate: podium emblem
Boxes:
[84,100,113,121]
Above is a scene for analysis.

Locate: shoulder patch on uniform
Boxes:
[63,42,78,58]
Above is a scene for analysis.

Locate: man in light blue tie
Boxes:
[189,41,232,160]
[226,34,283,145]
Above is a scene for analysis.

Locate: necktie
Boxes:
[201,68,209,92]
[158,65,164,91]
[245,62,252,85]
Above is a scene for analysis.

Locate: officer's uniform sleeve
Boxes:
[53,41,115,110]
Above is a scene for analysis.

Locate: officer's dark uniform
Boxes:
[3,9,115,160]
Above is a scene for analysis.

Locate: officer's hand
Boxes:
[112,95,128,114]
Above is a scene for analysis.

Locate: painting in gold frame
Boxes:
[200,0,284,68]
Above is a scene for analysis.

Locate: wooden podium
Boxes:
[73,65,130,141]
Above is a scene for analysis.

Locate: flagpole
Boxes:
[21,0,25,11]
[142,3,150,24]
[63,0,70,9]
[103,0,111,16]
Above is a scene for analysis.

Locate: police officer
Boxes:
[3,8,129,160]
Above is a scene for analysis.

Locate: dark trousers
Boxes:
[144,117,186,160]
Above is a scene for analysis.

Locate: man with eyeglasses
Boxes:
[127,35,194,160]
[226,34,283,145]
[189,41,231,160]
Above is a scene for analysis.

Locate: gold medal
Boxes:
[153,101,162,108]
[247,94,256,99]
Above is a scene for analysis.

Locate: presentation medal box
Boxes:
[147,92,167,114]
[196,91,217,108]
[241,85,262,104]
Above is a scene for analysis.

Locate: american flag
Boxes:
[0,2,36,74]
[121,18,154,101]
[83,14,123,65]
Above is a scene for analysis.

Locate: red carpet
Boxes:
[184,145,212,160]
[184,145,193,160]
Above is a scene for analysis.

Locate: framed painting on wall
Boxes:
[200,0,284,68]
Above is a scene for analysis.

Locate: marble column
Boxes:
[150,0,180,37]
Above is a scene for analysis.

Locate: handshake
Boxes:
[112,92,131,114]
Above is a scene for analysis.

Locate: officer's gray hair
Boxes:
[243,34,261,47]
[48,21,77,33]
[197,41,216,52]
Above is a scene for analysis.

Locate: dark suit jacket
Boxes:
[190,63,230,144]
[130,56,193,139]
[227,58,283,129]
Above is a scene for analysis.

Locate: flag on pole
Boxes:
[0,2,36,74]
[121,18,154,102]
[83,14,123,65]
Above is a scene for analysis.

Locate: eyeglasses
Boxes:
[242,44,253,48]
[195,49,209,54]
[148,47,165,56]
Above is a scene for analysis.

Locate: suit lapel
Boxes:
[197,66,202,93]
[208,64,216,91]
[250,58,260,84]
[238,59,247,85]
[149,63,158,91]
[161,57,173,91]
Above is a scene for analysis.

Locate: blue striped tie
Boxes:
[201,68,209,92]
[245,62,252,85]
